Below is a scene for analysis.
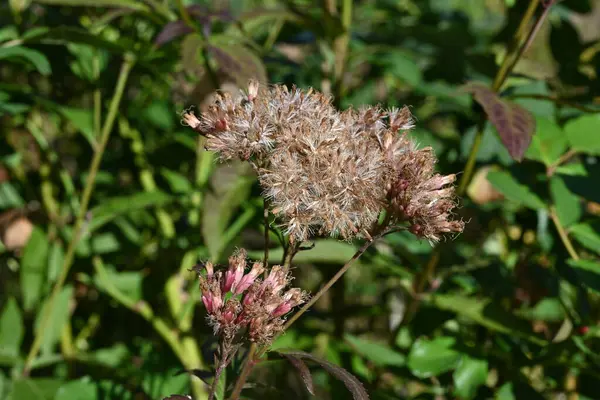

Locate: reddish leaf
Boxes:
[462,82,536,161]
[278,350,369,400]
[207,44,267,86]
[281,353,315,395]
[154,21,193,47]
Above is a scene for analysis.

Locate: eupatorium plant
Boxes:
[173,81,464,400]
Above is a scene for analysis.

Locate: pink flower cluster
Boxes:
[197,249,307,346]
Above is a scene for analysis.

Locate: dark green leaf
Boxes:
[0,46,51,75]
[32,0,147,10]
[21,227,49,311]
[59,107,95,146]
[407,337,461,378]
[161,168,192,193]
[6,378,64,400]
[453,357,488,399]
[345,334,405,367]
[550,176,581,227]
[487,170,546,210]
[567,259,600,293]
[0,298,24,358]
[565,114,600,155]
[384,50,422,86]
[0,182,25,209]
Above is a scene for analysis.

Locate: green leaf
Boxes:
[21,227,49,311]
[89,344,129,368]
[497,382,516,400]
[407,337,461,378]
[487,170,546,210]
[88,191,173,232]
[248,239,359,265]
[0,182,25,209]
[214,367,226,400]
[160,168,192,193]
[6,378,64,400]
[32,0,147,10]
[0,298,24,358]
[34,286,73,355]
[47,242,64,284]
[0,46,51,75]
[567,259,600,293]
[453,357,488,399]
[569,223,600,255]
[345,334,405,367]
[384,50,422,86]
[429,294,547,345]
[90,232,120,254]
[525,117,568,166]
[550,176,581,227]
[55,377,98,400]
[94,268,143,302]
[59,107,95,146]
[565,114,600,155]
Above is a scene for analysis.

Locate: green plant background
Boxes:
[1,0,600,399]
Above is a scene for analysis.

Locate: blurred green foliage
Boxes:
[1,0,600,399]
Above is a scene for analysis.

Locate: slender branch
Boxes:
[547,149,578,177]
[229,344,257,400]
[22,54,135,376]
[550,207,580,261]
[263,200,270,267]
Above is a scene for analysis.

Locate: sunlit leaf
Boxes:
[569,223,600,255]
[525,117,568,166]
[550,176,581,227]
[453,357,488,400]
[407,337,461,378]
[487,170,546,210]
[34,286,73,355]
[565,114,600,155]
[0,298,24,358]
[462,82,535,161]
[345,334,406,367]
[0,46,51,75]
[21,227,49,311]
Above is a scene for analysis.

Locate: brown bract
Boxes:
[183,81,464,242]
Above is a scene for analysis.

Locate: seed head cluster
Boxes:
[196,249,308,346]
[183,81,464,242]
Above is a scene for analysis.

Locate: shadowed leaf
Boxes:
[278,350,369,400]
[462,82,535,161]
[207,40,267,86]
[281,354,315,395]
[154,21,193,47]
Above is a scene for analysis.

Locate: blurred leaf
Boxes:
[383,50,422,86]
[143,101,175,131]
[550,176,581,227]
[6,378,63,400]
[67,43,108,82]
[525,117,568,166]
[487,170,546,210]
[32,0,147,9]
[567,259,600,293]
[88,191,173,232]
[94,268,143,302]
[89,344,129,368]
[278,350,369,400]
[462,82,535,161]
[345,334,405,367]
[0,182,25,209]
[453,357,488,400]
[207,40,267,86]
[497,382,516,400]
[155,21,193,47]
[407,337,461,378]
[569,223,600,255]
[55,377,97,400]
[564,114,600,155]
[161,168,192,193]
[248,239,359,265]
[34,286,73,355]
[214,368,226,400]
[282,354,315,395]
[91,232,120,254]
[59,107,95,146]
[429,294,547,345]
[0,46,51,75]
[21,227,49,311]
[47,242,64,283]
[0,298,24,358]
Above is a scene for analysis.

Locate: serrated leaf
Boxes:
[0,298,24,358]
[21,227,49,311]
[0,46,51,75]
[282,354,315,395]
[345,334,405,367]
[567,259,600,293]
[462,83,535,161]
[569,223,600,255]
[550,176,581,227]
[278,350,369,400]
[487,170,546,210]
[407,337,461,378]
[565,114,600,155]
[453,357,488,399]
[525,117,568,166]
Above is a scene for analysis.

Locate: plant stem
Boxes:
[263,200,270,267]
[550,207,580,261]
[282,237,377,332]
[229,344,257,400]
[22,54,135,376]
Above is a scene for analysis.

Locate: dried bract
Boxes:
[183,81,464,242]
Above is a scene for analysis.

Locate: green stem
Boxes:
[550,206,580,261]
[22,54,135,376]
[229,344,257,400]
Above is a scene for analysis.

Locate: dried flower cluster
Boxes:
[183,81,464,242]
[196,249,308,346]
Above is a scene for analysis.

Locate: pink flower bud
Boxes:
[222,263,244,293]
[271,302,292,317]
[234,262,264,294]
[205,262,214,279]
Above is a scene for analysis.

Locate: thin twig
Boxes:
[263,200,270,267]
[229,343,257,400]
[22,54,136,376]
[550,207,580,261]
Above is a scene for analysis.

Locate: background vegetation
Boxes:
[1,0,600,399]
